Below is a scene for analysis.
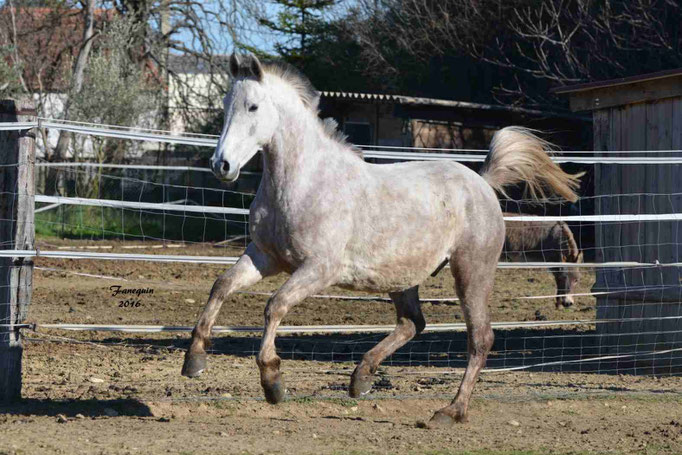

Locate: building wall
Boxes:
[168,72,227,135]
[321,101,508,150]
[31,92,162,161]
[327,103,410,147]
[409,119,496,150]
[592,96,682,373]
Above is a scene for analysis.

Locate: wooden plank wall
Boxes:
[593,96,682,374]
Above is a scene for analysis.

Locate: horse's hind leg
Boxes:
[429,250,496,426]
[349,286,425,397]
[182,243,279,378]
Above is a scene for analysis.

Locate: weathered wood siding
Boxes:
[0,99,35,402]
[593,97,682,373]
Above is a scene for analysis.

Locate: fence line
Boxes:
[0,249,239,264]
[0,320,601,333]
[35,194,250,215]
[1,312,679,334]
[30,162,682,201]
[506,213,682,222]
[36,162,212,173]
[356,143,682,155]
[4,117,682,153]
[32,192,682,223]
[0,121,38,131]
[3,249,681,269]
[3,119,682,163]
[486,346,682,373]
[363,151,682,164]
[41,119,216,147]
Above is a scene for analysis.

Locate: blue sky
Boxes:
[173,1,279,56]
[173,0,354,57]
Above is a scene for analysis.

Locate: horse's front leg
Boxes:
[182,243,279,378]
[257,262,335,404]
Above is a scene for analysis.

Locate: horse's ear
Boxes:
[229,53,241,78]
[576,251,584,263]
[249,55,264,81]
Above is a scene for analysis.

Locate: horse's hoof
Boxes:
[426,411,457,428]
[263,380,286,404]
[348,374,373,398]
[181,352,207,378]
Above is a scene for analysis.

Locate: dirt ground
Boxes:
[28,239,598,327]
[1,239,681,455]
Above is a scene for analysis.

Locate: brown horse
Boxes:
[503,213,583,308]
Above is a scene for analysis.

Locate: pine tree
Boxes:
[257,0,337,65]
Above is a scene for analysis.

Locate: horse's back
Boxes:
[361,160,502,238]
[502,215,574,262]
[335,160,504,291]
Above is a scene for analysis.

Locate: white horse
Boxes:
[182,54,582,426]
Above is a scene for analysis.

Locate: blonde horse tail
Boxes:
[479,126,584,203]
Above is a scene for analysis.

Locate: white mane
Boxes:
[260,62,363,158]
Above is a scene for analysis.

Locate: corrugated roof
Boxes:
[320,91,401,102]
[320,91,586,120]
[551,68,682,95]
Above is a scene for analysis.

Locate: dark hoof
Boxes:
[426,411,457,428]
[349,373,373,398]
[181,351,207,378]
[263,379,286,404]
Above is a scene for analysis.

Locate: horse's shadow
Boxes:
[0,398,153,418]
[95,326,664,375]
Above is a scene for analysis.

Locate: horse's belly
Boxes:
[336,273,424,293]
[336,251,448,293]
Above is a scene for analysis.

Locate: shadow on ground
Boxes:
[90,327,682,376]
[0,398,153,418]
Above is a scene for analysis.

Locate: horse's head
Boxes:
[211,54,279,182]
[554,251,583,308]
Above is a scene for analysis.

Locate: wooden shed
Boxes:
[554,69,682,374]
[319,91,590,151]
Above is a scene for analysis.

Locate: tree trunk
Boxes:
[47,0,96,195]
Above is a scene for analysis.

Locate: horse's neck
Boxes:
[260,112,348,199]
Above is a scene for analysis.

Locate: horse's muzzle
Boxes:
[556,296,574,308]
[212,159,240,182]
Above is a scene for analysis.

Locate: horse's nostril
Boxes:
[220,160,230,175]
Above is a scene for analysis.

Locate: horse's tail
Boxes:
[479,127,584,203]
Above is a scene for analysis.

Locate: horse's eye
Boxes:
[249,104,258,112]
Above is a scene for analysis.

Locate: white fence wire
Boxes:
[1,116,681,380]
[4,117,682,163]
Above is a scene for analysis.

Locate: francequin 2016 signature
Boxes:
[109,286,154,297]
[110,286,154,308]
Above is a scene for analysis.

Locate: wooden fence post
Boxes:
[0,99,36,403]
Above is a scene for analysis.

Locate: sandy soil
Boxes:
[1,239,681,455]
